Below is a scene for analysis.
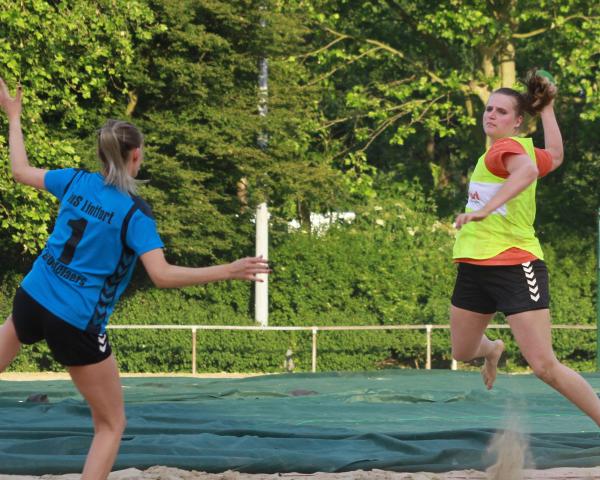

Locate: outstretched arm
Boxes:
[0,78,47,190]
[140,248,270,288]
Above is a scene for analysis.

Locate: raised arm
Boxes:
[0,78,47,189]
[540,96,563,172]
[140,248,270,289]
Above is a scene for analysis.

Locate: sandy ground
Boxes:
[2,466,600,480]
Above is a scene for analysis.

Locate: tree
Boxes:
[127,0,346,259]
[0,0,156,260]
[302,0,600,224]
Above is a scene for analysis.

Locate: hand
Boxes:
[454,210,489,230]
[0,77,22,120]
[541,81,557,110]
[227,256,271,282]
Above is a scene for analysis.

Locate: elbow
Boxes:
[12,167,26,184]
[552,153,564,170]
[141,250,177,288]
[142,252,179,288]
[526,163,539,182]
[147,269,173,289]
[151,274,171,289]
[548,146,564,171]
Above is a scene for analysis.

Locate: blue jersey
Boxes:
[21,169,164,334]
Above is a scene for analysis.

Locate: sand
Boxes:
[2,466,600,480]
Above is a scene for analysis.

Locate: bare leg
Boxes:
[509,309,600,426]
[0,315,21,372]
[450,306,504,389]
[68,354,125,480]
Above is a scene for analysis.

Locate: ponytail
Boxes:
[493,68,556,119]
[97,119,143,195]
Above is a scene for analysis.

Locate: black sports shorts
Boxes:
[12,287,112,366]
[451,260,550,316]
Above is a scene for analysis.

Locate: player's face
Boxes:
[483,93,523,141]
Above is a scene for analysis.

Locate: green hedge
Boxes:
[0,185,597,373]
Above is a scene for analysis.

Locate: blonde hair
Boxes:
[97,119,144,195]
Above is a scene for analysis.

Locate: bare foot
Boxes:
[481,339,505,390]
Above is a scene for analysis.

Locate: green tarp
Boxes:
[1,370,600,474]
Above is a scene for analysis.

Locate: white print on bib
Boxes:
[466,182,507,216]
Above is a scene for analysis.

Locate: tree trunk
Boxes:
[297,199,311,231]
[499,42,516,88]
[237,177,249,212]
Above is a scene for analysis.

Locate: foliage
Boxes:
[303,0,600,224]
[0,1,598,374]
[127,0,346,266]
[0,0,157,257]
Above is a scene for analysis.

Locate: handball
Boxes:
[535,69,555,85]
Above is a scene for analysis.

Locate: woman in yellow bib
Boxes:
[451,70,600,426]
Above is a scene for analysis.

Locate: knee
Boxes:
[117,414,127,434]
[113,412,127,435]
[452,346,476,362]
[94,410,126,436]
[530,358,559,385]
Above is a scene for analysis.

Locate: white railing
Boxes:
[107,324,596,374]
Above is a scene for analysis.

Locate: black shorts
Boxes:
[12,287,112,366]
[451,260,550,316]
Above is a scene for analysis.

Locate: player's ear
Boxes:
[514,115,523,131]
[130,147,142,165]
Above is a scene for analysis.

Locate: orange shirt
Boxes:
[456,138,553,266]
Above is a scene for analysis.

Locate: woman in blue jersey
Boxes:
[0,78,270,480]
[450,70,600,426]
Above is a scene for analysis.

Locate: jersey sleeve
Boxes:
[484,138,526,178]
[126,209,164,256]
[44,168,80,201]
[485,138,553,179]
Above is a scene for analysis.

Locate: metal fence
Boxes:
[107,323,596,374]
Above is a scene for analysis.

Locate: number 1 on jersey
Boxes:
[59,218,88,265]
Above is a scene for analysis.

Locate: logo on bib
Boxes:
[466,182,507,216]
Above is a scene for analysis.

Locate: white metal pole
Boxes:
[255,202,269,326]
[192,327,197,375]
[312,328,318,373]
[254,6,269,326]
[426,325,432,370]
[257,8,268,148]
